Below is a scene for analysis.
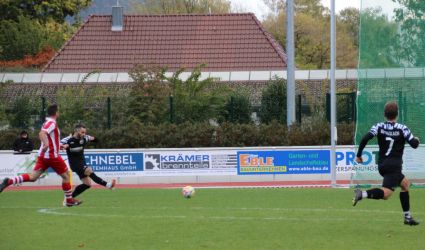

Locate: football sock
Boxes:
[362,191,368,198]
[403,211,412,219]
[89,173,107,186]
[366,188,384,199]
[72,184,91,198]
[62,182,73,202]
[7,174,30,186]
[400,191,410,217]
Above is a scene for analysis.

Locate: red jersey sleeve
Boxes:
[42,121,56,134]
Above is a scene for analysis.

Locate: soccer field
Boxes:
[1,188,424,250]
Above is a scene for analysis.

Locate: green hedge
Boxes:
[0,121,354,150]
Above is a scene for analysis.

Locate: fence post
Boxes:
[40,97,46,123]
[296,94,302,124]
[346,94,350,122]
[350,92,356,122]
[169,95,174,123]
[107,97,112,129]
[230,96,235,122]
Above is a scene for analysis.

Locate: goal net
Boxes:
[353,0,425,187]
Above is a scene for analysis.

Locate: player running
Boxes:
[352,101,420,225]
[61,124,116,199]
[0,104,82,207]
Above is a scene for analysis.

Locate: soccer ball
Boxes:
[182,186,195,198]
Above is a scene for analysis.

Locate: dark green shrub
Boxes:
[0,121,355,149]
[259,77,287,123]
[167,66,230,123]
[215,122,261,147]
[221,93,252,123]
[7,96,38,129]
[258,120,288,146]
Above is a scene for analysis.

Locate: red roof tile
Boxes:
[43,13,287,73]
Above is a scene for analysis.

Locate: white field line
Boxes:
[0,205,416,222]
[177,185,335,189]
[0,206,419,215]
[36,207,400,222]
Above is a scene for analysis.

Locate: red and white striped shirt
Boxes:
[38,117,61,159]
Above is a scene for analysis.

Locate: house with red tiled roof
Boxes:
[43,7,287,73]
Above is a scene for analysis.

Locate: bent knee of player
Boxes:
[400,178,410,191]
[29,170,42,181]
[84,167,93,176]
[28,175,37,182]
[60,171,70,182]
[382,188,393,200]
[28,174,37,182]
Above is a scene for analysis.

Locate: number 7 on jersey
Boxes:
[385,137,394,156]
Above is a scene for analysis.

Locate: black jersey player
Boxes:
[352,102,420,225]
[61,124,116,200]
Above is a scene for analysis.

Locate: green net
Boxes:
[354,0,425,187]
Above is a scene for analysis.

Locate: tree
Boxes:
[166,65,230,123]
[127,65,171,124]
[0,0,92,24]
[0,16,46,61]
[0,16,70,61]
[0,82,8,127]
[0,47,56,70]
[358,8,400,68]
[263,0,327,17]
[8,96,36,129]
[129,0,231,14]
[261,0,358,69]
[221,92,252,124]
[0,0,92,64]
[126,64,230,124]
[259,77,287,123]
[393,0,425,67]
[339,7,360,47]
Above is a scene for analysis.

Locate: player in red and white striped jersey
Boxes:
[0,104,81,207]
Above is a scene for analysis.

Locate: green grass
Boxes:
[1,188,425,250]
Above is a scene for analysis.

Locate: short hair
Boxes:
[74,124,86,132]
[47,104,58,117]
[20,130,28,136]
[384,101,398,120]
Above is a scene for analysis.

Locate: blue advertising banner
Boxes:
[237,150,330,175]
[83,153,143,172]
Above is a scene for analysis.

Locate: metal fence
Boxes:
[0,93,356,131]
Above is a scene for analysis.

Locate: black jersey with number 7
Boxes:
[357,122,419,164]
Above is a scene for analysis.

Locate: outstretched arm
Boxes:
[85,135,98,143]
[356,132,374,163]
[60,135,72,150]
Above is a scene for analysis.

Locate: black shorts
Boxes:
[378,163,405,191]
[70,164,90,180]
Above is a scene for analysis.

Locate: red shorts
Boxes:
[33,156,68,175]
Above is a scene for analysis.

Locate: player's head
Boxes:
[384,101,398,121]
[74,124,87,138]
[47,104,59,118]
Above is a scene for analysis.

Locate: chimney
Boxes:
[111,3,123,31]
